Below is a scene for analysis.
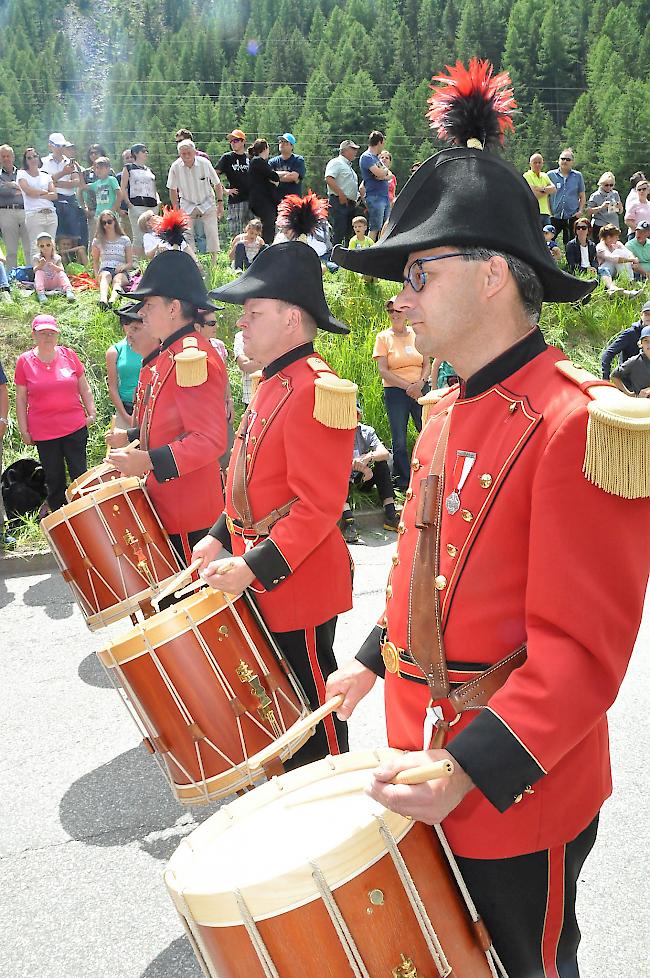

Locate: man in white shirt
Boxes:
[166,140,224,259]
[41,132,87,263]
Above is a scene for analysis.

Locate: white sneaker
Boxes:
[37,292,47,303]
[66,290,75,301]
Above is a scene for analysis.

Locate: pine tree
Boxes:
[536,3,569,126]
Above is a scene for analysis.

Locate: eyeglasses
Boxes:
[637,186,649,191]
[404,253,469,292]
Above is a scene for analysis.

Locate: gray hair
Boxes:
[177,139,196,152]
[461,249,543,324]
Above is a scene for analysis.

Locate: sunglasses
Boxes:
[230,138,244,143]
[560,157,573,162]
[202,320,217,327]
[601,183,614,188]
[26,154,39,160]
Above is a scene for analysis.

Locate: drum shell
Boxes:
[99,589,310,802]
[66,461,121,502]
[42,478,180,630]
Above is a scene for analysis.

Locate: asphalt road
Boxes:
[0,533,648,978]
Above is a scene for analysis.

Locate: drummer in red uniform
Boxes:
[113,301,160,428]
[327,61,650,976]
[106,250,228,564]
[192,241,358,768]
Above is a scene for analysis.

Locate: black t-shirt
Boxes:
[215,152,250,200]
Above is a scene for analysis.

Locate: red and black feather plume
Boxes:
[151,207,190,248]
[277,192,329,239]
[427,59,517,150]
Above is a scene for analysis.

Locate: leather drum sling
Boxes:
[406,410,527,744]
[230,408,297,537]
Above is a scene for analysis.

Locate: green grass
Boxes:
[1,258,645,547]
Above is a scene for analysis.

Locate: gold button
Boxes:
[434,575,447,590]
[461,509,473,523]
[386,584,393,598]
[446,543,458,558]
[272,579,279,585]
[412,458,421,470]
[479,473,492,489]
[509,402,518,414]
[391,553,399,566]
[405,488,413,500]
[261,418,267,425]
[250,435,257,445]
[397,522,406,534]
[246,453,251,461]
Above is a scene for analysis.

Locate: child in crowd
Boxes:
[138,210,200,266]
[81,157,123,218]
[229,219,266,270]
[543,224,562,261]
[32,233,75,303]
[348,215,374,282]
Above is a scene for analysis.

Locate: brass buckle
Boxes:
[226,514,235,535]
[381,641,400,675]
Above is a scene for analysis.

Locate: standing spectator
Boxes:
[373,296,430,491]
[174,128,210,253]
[586,172,623,240]
[228,218,266,270]
[0,358,16,547]
[248,139,281,244]
[379,150,397,206]
[174,129,210,160]
[601,301,650,378]
[340,404,400,543]
[626,221,650,280]
[167,139,224,259]
[348,215,373,249]
[194,308,234,469]
[0,143,30,270]
[624,179,650,233]
[269,133,305,201]
[106,307,143,428]
[120,143,158,256]
[80,144,110,244]
[610,325,650,397]
[233,328,262,406]
[32,233,75,303]
[80,157,124,219]
[325,139,360,246]
[547,148,586,246]
[522,153,556,220]
[359,131,392,241]
[91,212,133,308]
[14,314,95,514]
[565,218,598,275]
[215,129,252,240]
[596,224,639,296]
[17,148,58,257]
[118,149,134,238]
[41,133,87,264]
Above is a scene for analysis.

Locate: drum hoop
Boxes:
[66,461,118,500]
[42,476,142,525]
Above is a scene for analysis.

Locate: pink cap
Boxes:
[31,314,60,333]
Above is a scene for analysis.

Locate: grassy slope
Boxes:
[0,258,641,544]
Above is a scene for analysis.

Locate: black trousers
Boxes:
[455,815,599,977]
[250,199,278,244]
[273,615,348,770]
[550,215,577,248]
[350,458,394,506]
[36,425,88,511]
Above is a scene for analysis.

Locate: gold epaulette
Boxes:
[418,386,450,426]
[556,360,650,499]
[306,357,358,429]
[250,370,263,396]
[174,336,207,388]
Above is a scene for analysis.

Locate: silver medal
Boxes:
[445,490,461,514]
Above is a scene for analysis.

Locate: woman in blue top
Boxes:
[105,308,143,426]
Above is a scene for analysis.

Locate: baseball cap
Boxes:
[640,325,650,338]
[278,133,296,145]
[339,139,360,152]
[228,129,246,142]
[635,221,650,231]
[641,301,650,312]
[48,132,73,148]
[130,143,148,156]
[32,314,59,332]
[542,225,555,233]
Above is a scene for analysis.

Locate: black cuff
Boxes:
[447,708,546,813]
[355,624,385,678]
[149,445,179,483]
[243,539,292,590]
[209,513,232,550]
[126,426,139,442]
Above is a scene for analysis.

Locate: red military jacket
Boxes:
[357,328,650,859]
[133,324,227,537]
[210,343,355,633]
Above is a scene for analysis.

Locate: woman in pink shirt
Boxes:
[14,314,96,513]
[624,179,650,233]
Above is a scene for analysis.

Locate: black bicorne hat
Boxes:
[129,250,220,310]
[210,241,349,334]
[114,300,143,322]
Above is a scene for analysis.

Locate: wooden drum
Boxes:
[41,477,181,631]
[98,587,311,804]
[66,460,121,502]
[165,751,504,978]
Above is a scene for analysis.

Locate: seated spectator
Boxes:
[565,218,598,275]
[138,208,197,262]
[228,218,266,270]
[233,328,262,406]
[32,233,75,303]
[625,179,650,233]
[587,172,623,240]
[17,148,58,257]
[625,171,646,216]
[340,404,400,543]
[626,221,650,280]
[596,224,640,296]
[0,358,16,547]
[610,325,650,397]
[0,245,11,301]
[106,306,143,428]
[601,301,650,379]
[80,157,124,220]
[543,224,561,260]
[91,211,133,308]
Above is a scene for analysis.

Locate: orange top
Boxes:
[373,327,423,385]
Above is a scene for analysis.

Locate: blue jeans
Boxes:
[0,261,8,288]
[383,385,426,487]
[366,195,391,234]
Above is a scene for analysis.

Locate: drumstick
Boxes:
[248,695,345,771]
[284,758,455,806]
[151,558,203,611]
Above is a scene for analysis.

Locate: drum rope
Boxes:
[64,509,120,608]
[93,495,130,600]
[125,489,178,576]
[309,861,371,978]
[378,819,451,977]
[142,482,181,574]
[433,826,509,978]
[234,890,281,978]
